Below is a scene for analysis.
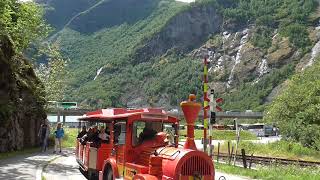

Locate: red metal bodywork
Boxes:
[76,105,215,180]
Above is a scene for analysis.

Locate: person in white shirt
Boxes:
[98,126,110,143]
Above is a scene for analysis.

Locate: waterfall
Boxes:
[227,29,249,88]
[304,21,320,69]
[93,66,104,80]
[258,59,269,77]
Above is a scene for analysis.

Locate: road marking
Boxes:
[35,167,42,180]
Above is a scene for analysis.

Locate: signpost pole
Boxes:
[203,57,209,153]
[209,89,215,157]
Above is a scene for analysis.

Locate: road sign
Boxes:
[57,102,78,109]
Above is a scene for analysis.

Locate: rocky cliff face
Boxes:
[134,5,222,63]
[191,25,320,103]
[0,35,46,153]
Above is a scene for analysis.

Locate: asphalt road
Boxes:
[43,150,86,180]
[43,150,251,180]
[0,148,252,180]
[0,149,59,180]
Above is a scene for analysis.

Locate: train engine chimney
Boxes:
[180,94,201,150]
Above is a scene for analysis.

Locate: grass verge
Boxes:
[0,147,39,160]
[215,140,320,162]
[215,163,320,180]
[179,130,258,141]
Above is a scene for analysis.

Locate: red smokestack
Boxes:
[180,94,201,150]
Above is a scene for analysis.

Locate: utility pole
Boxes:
[203,56,209,153]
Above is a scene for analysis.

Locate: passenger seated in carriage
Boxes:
[77,126,87,138]
[98,126,110,144]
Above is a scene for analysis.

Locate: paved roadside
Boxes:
[215,171,252,180]
[43,149,86,180]
[0,149,59,180]
[42,149,251,180]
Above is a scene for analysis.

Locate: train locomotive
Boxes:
[75,94,215,180]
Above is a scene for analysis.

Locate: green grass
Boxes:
[217,140,320,162]
[179,130,258,141]
[61,128,78,148]
[215,163,320,180]
[0,147,40,160]
[48,127,78,148]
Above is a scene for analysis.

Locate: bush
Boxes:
[265,60,320,150]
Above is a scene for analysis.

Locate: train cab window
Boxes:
[114,122,126,145]
[132,121,162,146]
[163,123,176,145]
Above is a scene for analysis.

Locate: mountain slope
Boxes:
[41,0,320,110]
[46,0,222,108]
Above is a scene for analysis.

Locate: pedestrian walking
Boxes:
[53,122,64,153]
[38,119,50,152]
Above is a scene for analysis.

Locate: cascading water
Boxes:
[223,31,230,41]
[258,59,269,77]
[304,21,320,69]
[93,66,104,80]
[227,29,249,88]
[253,58,270,84]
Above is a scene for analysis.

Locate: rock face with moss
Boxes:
[0,35,46,153]
[192,25,320,111]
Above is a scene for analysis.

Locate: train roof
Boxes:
[78,108,178,123]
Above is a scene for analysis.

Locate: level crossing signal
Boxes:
[209,89,223,124]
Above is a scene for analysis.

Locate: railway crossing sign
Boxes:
[209,90,223,124]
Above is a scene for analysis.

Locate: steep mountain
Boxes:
[0,35,46,152]
[41,0,320,111]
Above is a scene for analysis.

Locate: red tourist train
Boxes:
[76,94,215,180]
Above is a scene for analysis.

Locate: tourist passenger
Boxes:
[53,122,64,153]
[38,119,50,152]
[77,126,87,138]
[98,126,110,143]
[88,125,100,147]
[80,127,92,145]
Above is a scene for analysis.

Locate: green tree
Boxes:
[265,60,320,150]
[35,44,68,101]
[0,0,50,52]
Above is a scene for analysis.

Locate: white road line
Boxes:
[35,167,42,180]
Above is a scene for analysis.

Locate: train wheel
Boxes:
[88,170,98,180]
[105,168,113,180]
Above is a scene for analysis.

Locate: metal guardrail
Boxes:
[168,111,264,119]
[48,108,264,119]
[216,112,263,119]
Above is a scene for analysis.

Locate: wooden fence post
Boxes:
[217,142,220,162]
[249,153,253,169]
[209,144,214,158]
[227,141,230,157]
[241,149,247,168]
[229,145,234,165]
